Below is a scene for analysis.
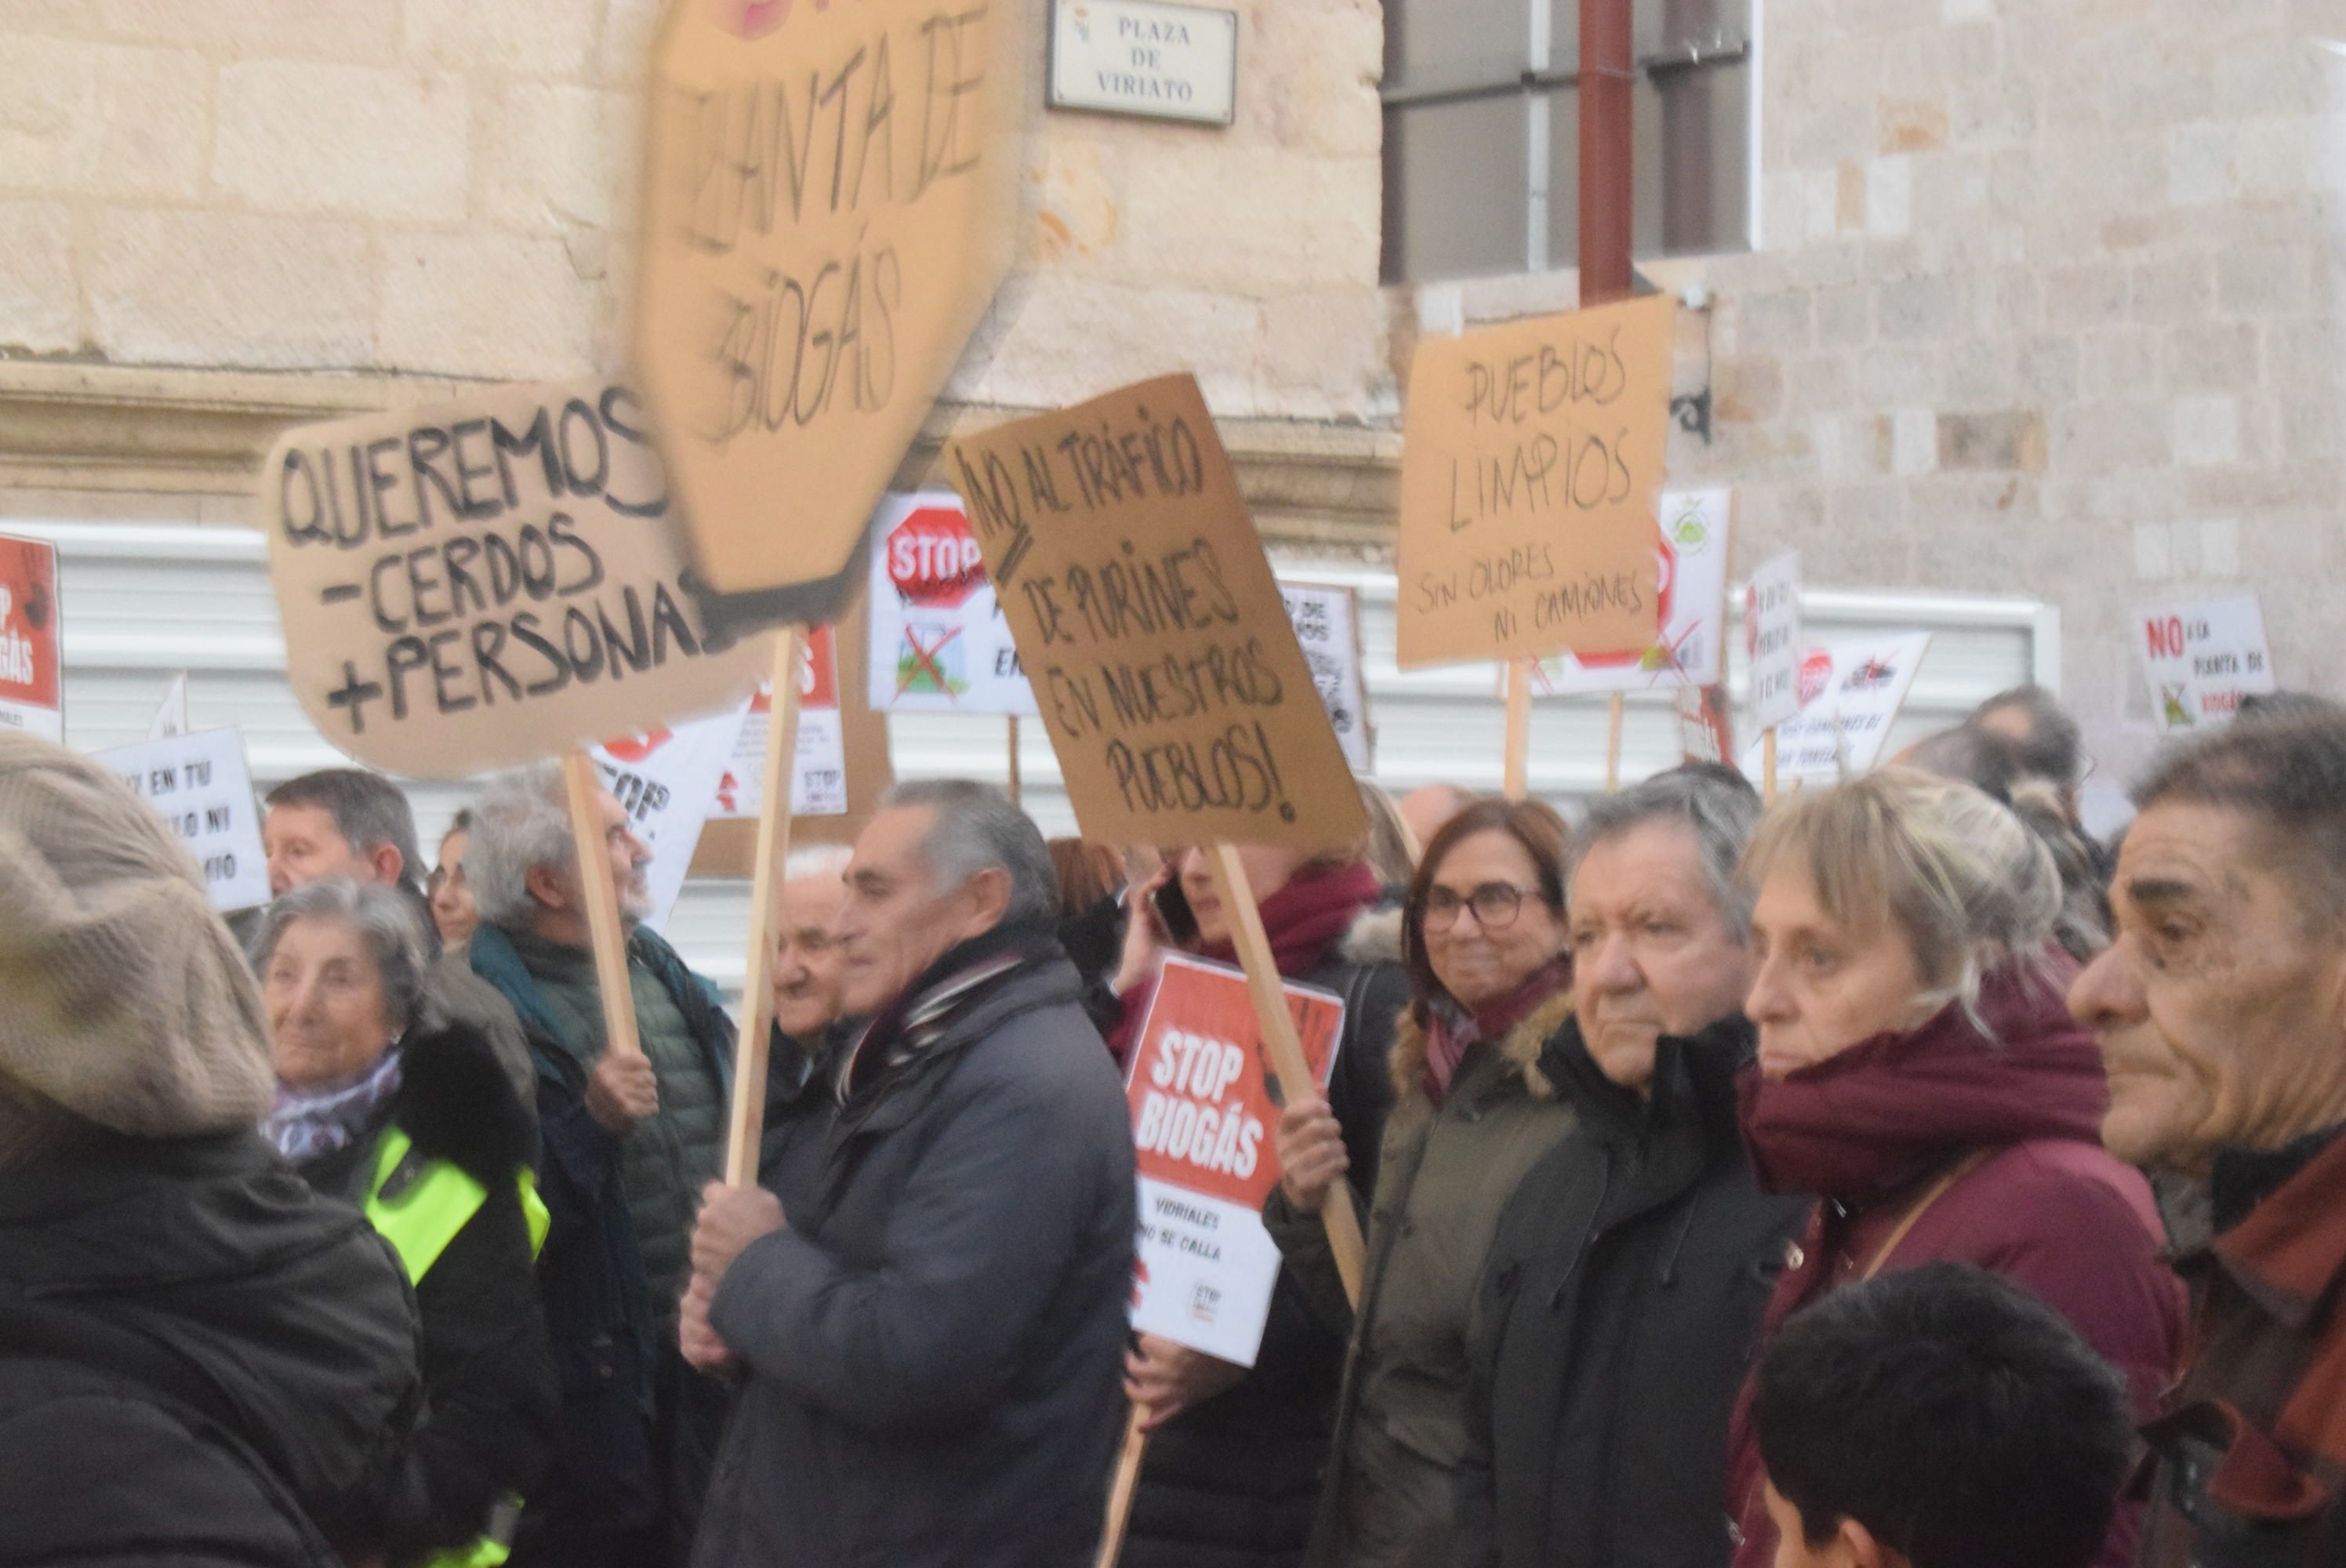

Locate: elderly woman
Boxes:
[1721,771,2185,1568]
[1109,834,1411,1568]
[254,878,559,1568]
[1265,797,1581,1568]
[1454,768,1809,1568]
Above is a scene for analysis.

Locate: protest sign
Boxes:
[1395,293,1676,668]
[93,728,271,913]
[1745,551,1804,734]
[718,622,848,818]
[946,373,1367,854]
[866,492,1039,715]
[260,381,775,779]
[147,673,191,741]
[1124,954,1346,1365]
[593,710,744,931]
[1677,684,1737,768]
[0,532,63,743]
[2137,593,2275,732]
[1279,582,1373,772]
[1531,488,1732,695]
[1739,633,1933,782]
[634,0,1026,601]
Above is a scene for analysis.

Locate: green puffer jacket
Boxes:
[1265,985,1579,1568]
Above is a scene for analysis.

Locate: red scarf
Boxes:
[1423,956,1572,1105]
[1109,862,1382,1063]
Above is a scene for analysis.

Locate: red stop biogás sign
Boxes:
[885,505,986,610]
[1797,650,1835,707]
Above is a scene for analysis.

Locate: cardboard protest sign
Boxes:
[260,382,774,779]
[1279,582,1372,772]
[93,729,271,912]
[1125,954,1346,1365]
[634,0,1026,600]
[866,492,1039,715]
[1740,633,1932,782]
[0,532,63,742]
[1744,551,1804,732]
[2138,593,2275,732]
[592,710,745,931]
[718,623,848,818]
[946,373,1367,852]
[1678,684,1737,768]
[1531,488,1732,695]
[1396,294,1676,668]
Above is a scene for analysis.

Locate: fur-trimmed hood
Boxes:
[1387,985,1575,1106]
[1338,902,1406,970]
[392,1020,536,1186]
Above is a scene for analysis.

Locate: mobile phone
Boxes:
[1153,877,1200,947]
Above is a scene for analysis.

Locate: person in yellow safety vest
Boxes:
[256,880,561,1568]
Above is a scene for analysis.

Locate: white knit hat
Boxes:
[0,731,273,1167]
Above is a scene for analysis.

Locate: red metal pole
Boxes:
[1578,0,1635,305]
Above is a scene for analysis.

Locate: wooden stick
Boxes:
[1763,728,1779,804]
[1502,659,1532,801]
[721,629,806,1188]
[562,750,645,1063]
[1207,844,1367,1304]
[1604,693,1626,793]
[1093,1405,1149,1568]
[1006,713,1022,808]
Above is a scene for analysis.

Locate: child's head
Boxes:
[1752,1262,2136,1568]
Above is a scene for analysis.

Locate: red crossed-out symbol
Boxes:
[897,626,964,697]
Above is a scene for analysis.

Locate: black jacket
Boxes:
[291,1024,561,1564]
[1454,1016,1808,1568]
[693,937,1137,1568]
[0,1129,422,1566]
[758,1018,859,1214]
[1124,910,1413,1568]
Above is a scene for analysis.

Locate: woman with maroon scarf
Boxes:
[1264,799,1579,1568]
[1723,770,2184,1568]
[1106,837,1411,1568]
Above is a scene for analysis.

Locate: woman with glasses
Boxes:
[1265,797,1579,1568]
[1107,832,1411,1568]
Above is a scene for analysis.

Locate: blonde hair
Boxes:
[1357,781,1422,885]
[1741,768,2062,1032]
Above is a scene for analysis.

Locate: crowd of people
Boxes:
[5,681,2346,1568]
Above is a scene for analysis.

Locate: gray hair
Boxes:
[463,762,572,931]
[249,877,434,1034]
[1567,766,1764,940]
[783,843,854,883]
[264,768,427,897]
[880,779,1057,927]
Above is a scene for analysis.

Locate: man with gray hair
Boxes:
[459,761,737,1568]
[682,780,1135,1567]
[1454,764,1808,1566]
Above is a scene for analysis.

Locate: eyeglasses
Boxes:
[1422,883,1544,932]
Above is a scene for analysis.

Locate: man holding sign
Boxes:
[682,781,1135,1568]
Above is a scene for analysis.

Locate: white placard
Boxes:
[1048,0,1239,126]
[2137,593,2276,733]
[866,492,1040,717]
[1279,582,1372,771]
[594,712,743,931]
[717,626,849,822]
[1531,488,1734,695]
[93,728,272,913]
[1740,633,1933,782]
[1745,551,1805,732]
[147,673,191,741]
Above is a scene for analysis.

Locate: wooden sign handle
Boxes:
[1604,693,1626,793]
[1007,713,1023,808]
[721,629,806,1188]
[1093,1405,1149,1568]
[1502,659,1532,801]
[1762,728,1779,804]
[562,750,645,1064]
[1206,843,1368,1305]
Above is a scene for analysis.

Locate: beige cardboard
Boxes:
[262,381,775,779]
[946,373,1367,854]
[1395,293,1677,668]
[634,0,1026,597]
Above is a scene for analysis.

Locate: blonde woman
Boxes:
[1721,770,2184,1568]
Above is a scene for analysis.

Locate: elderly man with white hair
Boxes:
[459,761,736,1568]
[682,780,1136,1568]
